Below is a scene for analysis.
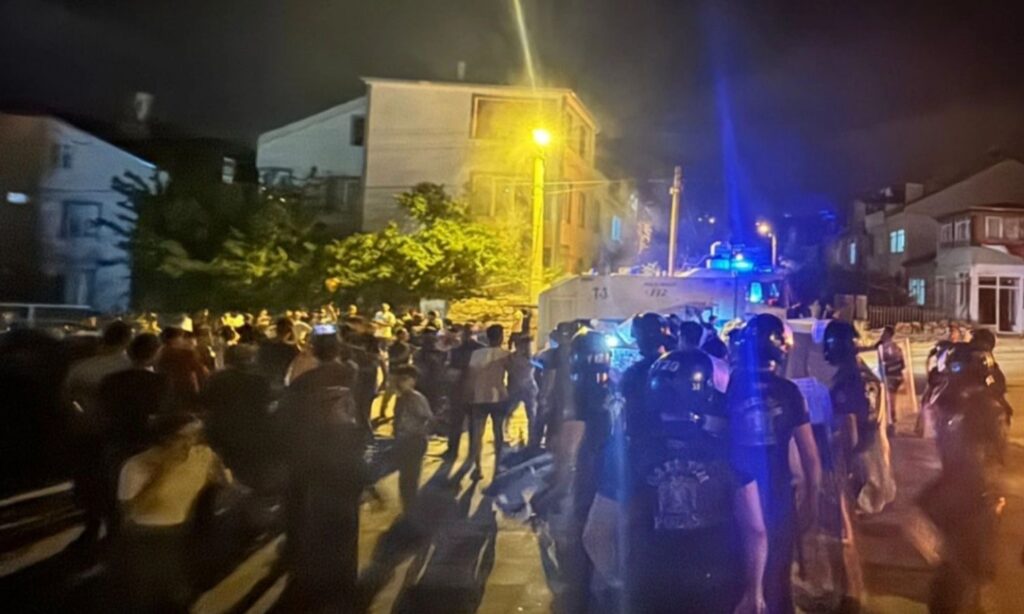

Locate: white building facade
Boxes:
[0,113,155,312]
[257,78,633,274]
[834,159,1024,332]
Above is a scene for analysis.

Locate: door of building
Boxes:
[998,278,1018,332]
[978,276,1019,332]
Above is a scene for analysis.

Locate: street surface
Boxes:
[2,342,1024,612]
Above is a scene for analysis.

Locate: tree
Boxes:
[323,183,524,305]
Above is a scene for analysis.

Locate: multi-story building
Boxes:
[833,158,1024,331]
[256,77,634,275]
[0,113,156,312]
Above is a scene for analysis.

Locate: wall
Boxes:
[256,97,367,183]
[0,114,154,312]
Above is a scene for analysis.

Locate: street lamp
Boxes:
[757,221,777,270]
[529,128,551,305]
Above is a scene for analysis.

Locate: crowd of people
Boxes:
[0,302,1012,612]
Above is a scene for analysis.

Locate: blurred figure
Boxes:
[466,325,511,480]
[728,314,821,614]
[378,327,413,423]
[277,333,371,611]
[257,317,300,392]
[876,326,905,435]
[373,302,397,340]
[391,365,434,511]
[413,330,449,424]
[423,309,443,331]
[65,320,133,550]
[99,333,167,472]
[919,343,1007,613]
[157,327,208,414]
[620,313,672,437]
[201,344,274,490]
[508,334,540,447]
[443,325,484,460]
[969,328,1013,422]
[115,414,230,611]
[192,325,217,373]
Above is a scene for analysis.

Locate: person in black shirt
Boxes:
[620,312,673,437]
[442,325,484,459]
[202,344,275,490]
[728,314,821,614]
[585,349,767,613]
[99,333,166,456]
[257,318,301,392]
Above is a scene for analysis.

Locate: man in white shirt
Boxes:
[466,324,511,481]
[117,415,230,609]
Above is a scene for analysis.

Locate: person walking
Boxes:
[391,365,434,512]
[507,334,540,447]
[442,325,484,460]
[728,314,822,614]
[276,332,371,611]
[466,325,511,481]
[378,327,413,424]
[876,326,905,435]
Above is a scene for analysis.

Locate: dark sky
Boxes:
[3,0,1024,225]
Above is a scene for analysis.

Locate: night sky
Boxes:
[3,0,1024,226]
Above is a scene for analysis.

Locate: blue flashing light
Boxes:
[605,333,621,348]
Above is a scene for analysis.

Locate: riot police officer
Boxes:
[584,349,768,613]
[727,314,821,614]
[920,343,1007,613]
[549,328,615,614]
[621,312,673,437]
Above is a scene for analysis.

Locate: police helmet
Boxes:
[740,313,789,367]
[823,320,859,365]
[945,342,994,386]
[570,328,612,384]
[632,312,672,357]
[647,349,726,437]
[970,329,996,353]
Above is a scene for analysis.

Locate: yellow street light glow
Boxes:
[532,128,552,147]
[756,221,772,236]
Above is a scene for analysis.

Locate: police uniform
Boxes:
[727,315,809,614]
[602,349,750,613]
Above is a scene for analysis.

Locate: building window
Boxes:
[909,278,926,306]
[350,115,366,146]
[543,247,552,267]
[954,218,971,241]
[471,96,555,140]
[985,216,1003,240]
[957,273,970,310]
[848,242,857,265]
[61,201,101,238]
[1006,218,1021,240]
[889,228,905,254]
[940,223,953,243]
[562,190,573,223]
[611,215,622,242]
[222,157,237,184]
[577,193,586,228]
[52,143,73,169]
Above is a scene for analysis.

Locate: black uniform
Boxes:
[604,349,749,613]
[727,367,808,614]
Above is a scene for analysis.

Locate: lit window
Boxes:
[848,242,857,265]
[221,157,236,184]
[611,215,622,242]
[889,228,906,254]
[985,216,1003,239]
[61,201,101,238]
[6,192,29,204]
[909,278,926,306]
[350,115,366,146]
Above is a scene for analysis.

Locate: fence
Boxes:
[867,305,952,329]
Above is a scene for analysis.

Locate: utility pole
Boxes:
[529,151,546,305]
[667,165,682,275]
